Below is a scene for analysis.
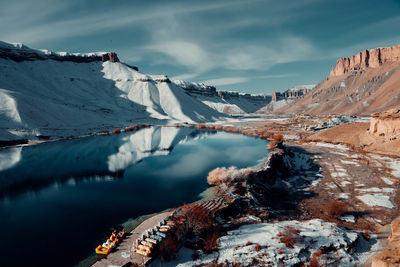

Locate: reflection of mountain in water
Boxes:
[0,147,21,172]
[0,126,208,199]
[108,126,202,171]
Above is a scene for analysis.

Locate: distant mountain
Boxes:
[278,44,400,115]
[0,41,224,141]
[173,80,272,114]
[256,84,315,113]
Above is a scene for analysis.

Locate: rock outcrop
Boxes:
[372,216,400,267]
[370,108,400,141]
[0,41,120,63]
[330,45,400,77]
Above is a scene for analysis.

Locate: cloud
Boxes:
[147,41,213,72]
[202,77,249,86]
[255,73,299,79]
[171,73,200,80]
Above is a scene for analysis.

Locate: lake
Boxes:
[0,126,268,266]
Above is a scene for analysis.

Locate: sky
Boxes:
[1,0,400,94]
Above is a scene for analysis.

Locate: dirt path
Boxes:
[298,142,400,227]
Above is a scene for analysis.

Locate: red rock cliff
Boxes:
[330,45,400,77]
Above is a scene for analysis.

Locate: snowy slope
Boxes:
[0,42,224,141]
[173,80,271,114]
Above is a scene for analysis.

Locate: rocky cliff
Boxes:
[372,216,400,267]
[0,41,120,63]
[370,108,400,141]
[278,44,400,116]
[330,45,400,77]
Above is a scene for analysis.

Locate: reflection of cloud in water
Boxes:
[0,147,21,171]
[225,146,265,163]
[154,146,216,178]
[107,127,198,172]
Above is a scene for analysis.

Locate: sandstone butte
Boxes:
[330,45,400,77]
[372,216,400,267]
[369,108,400,142]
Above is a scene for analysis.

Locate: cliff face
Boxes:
[330,45,400,77]
[370,108,400,141]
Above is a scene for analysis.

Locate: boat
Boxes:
[95,244,113,255]
[95,228,126,255]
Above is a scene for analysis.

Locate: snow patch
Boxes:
[357,194,394,209]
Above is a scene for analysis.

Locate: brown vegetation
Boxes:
[325,200,349,219]
[207,166,253,185]
[308,250,322,267]
[280,226,301,248]
[112,128,121,134]
[203,232,220,254]
[181,203,214,236]
[159,235,179,261]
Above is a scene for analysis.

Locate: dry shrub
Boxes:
[299,138,310,144]
[245,241,252,246]
[203,232,220,254]
[197,123,207,129]
[159,235,179,261]
[207,166,253,185]
[222,126,240,133]
[267,141,277,150]
[273,134,284,142]
[308,250,322,267]
[123,125,136,132]
[254,244,262,251]
[280,226,301,248]
[362,231,371,240]
[112,128,121,134]
[325,200,349,219]
[182,203,214,236]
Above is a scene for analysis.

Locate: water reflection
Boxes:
[0,147,21,171]
[108,126,200,171]
[0,126,204,198]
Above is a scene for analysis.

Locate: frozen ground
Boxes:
[157,219,377,267]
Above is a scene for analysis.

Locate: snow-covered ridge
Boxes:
[172,80,272,114]
[0,41,224,141]
[0,41,121,63]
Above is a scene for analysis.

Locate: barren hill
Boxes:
[278,45,400,115]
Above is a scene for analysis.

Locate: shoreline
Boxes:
[78,187,220,267]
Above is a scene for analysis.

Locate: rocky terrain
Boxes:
[279,44,400,116]
[305,108,400,154]
[150,117,400,266]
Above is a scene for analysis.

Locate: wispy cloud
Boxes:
[202,77,249,86]
[255,73,299,79]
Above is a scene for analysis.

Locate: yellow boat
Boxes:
[95,244,113,255]
[95,228,126,255]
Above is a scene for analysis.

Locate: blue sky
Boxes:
[1,0,400,94]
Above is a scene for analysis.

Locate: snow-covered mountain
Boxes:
[0,41,224,141]
[173,80,272,114]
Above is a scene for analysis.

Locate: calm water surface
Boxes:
[0,126,268,266]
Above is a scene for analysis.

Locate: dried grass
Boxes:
[207,166,253,185]
[325,200,349,219]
